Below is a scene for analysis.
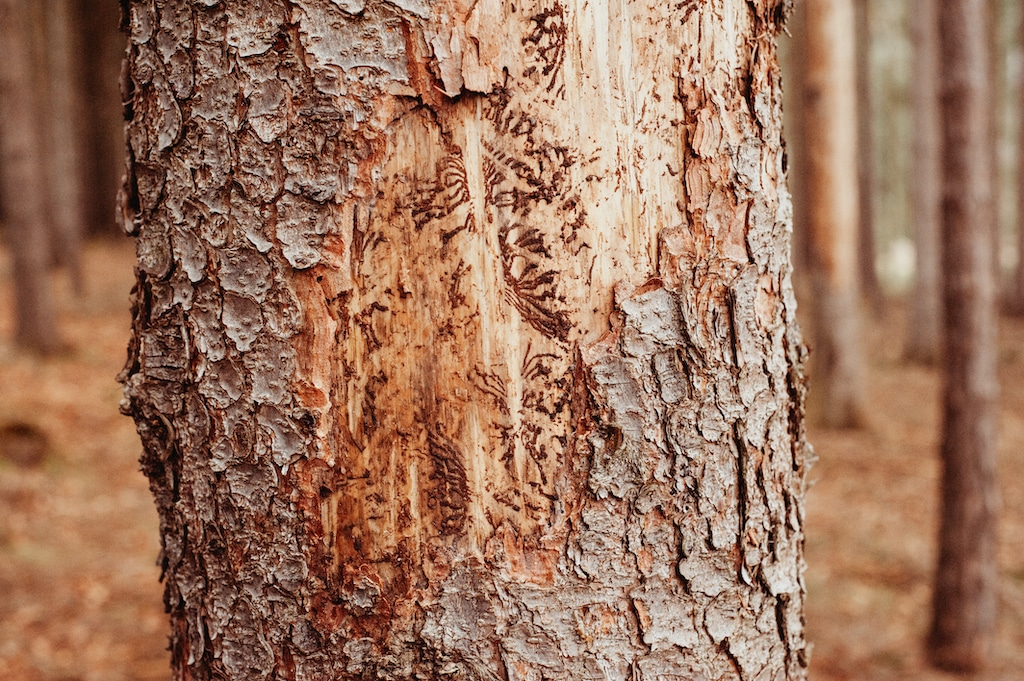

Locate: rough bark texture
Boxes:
[0,0,62,353]
[799,0,866,427]
[906,0,941,364]
[929,0,999,672]
[120,1,810,679]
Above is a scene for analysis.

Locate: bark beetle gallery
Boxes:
[120,0,811,679]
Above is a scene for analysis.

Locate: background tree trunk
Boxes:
[854,0,882,313]
[74,0,126,237]
[929,0,1000,671]
[780,3,809,284]
[906,0,942,363]
[801,0,867,427]
[0,0,61,354]
[121,1,811,679]
[37,0,86,292]
[1013,4,1024,313]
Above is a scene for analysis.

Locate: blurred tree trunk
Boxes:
[0,0,61,353]
[74,0,125,237]
[1013,5,1024,313]
[1018,153,1024,310]
[36,0,85,291]
[906,0,942,362]
[930,0,1000,672]
[989,0,1004,298]
[801,0,866,427]
[780,5,809,282]
[120,1,812,679]
[854,0,882,312]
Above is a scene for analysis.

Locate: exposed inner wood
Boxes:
[120,0,810,678]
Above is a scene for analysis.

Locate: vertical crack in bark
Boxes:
[732,421,752,583]
[775,592,795,679]
[721,638,749,681]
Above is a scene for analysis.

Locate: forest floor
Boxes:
[0,240,1022,680]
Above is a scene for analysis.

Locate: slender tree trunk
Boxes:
[1014,5,1024,313]
[854,0,881,312]
[121,2,811,679]
[74,0,125,237]
[929,0,1000,671]
[906,0,942,362]
[780,5,809,283]
[989,0,1003,297]
[39,0,86,292]
[1017,132,1024,310]
[801,0,867,427]
[0,0,61,354]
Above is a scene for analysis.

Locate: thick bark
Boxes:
[121,1,810,679]
[929,0,1000,671]
[800,0,866,426]
[906,0,942,363]
[0,0,61,354]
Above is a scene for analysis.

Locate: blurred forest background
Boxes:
[1,0,1023,679]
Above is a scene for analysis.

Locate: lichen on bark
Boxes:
[120,0,810,679]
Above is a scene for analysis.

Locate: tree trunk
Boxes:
[121,2,811,679]
[906,0,942,362]
[929,0,1000,671]
[0,0,61,354]
[1013,4,1024,313]
[74,0,126,237]
[779,4,809,284]
[38,0,86,292]
[800,0,867,427]
[854,0,881,312]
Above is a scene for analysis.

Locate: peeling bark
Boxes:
[121,1,810,679]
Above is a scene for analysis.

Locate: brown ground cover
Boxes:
[0,241,1021,680]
